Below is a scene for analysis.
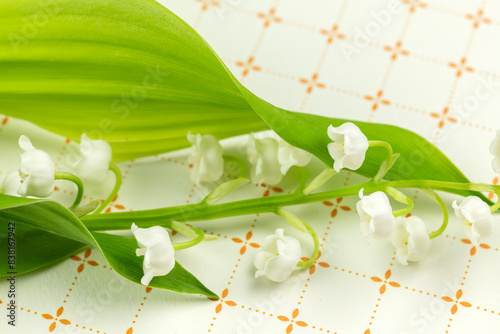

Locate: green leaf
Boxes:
[0,195,217,298]
[0,0,482,199]
[0,0,268,162]
[92,232,218,299]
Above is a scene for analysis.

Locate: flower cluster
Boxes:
[186,131,312,187]
[4,134,112,199]
[247,133,312,186]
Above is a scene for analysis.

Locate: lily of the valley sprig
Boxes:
[3,122,500,297]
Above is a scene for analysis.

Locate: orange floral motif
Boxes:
[466,9,491,28]
[364,90,390,111]
[402,0,427,12]
[301,250,330,275]
[261,184,284,197]
[215,288,237,313]
[196,0,219,11]
[442,289,472,314]
[461,238,490,256]
[104,194,126,213]
[370,270,400,294]
[299,73,326,94]
[430,107,457,128]
[383,41,409,61]
[448,57,474,78]
[323,197,351,218]
[71,249,99,273]
[42,307,71,332]
[278,308,307,334]
[232,231,260,255]
[235,56,261,77]
[257,8,282,27]
[320,24,345,44]
[488,177,499,200]
[1,117,8,125]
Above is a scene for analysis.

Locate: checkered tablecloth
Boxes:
[2,0,500,333]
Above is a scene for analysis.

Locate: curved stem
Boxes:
[223,154,247,178]
[296,220,320,268]
[368,140,393,161]
[93,163,122,214]
[386,186,414,217]
[294,167,308,194]
[369,140,395,182]
[392,198,414,217]
[303,168,337,195]
[172,227,205,251]
[54,172,84,210]
[427,190,449,239]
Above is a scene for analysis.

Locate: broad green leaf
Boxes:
[0,0,268,161]
[0,0,482,199]
[0,222,87,276]
[0,195,217,298]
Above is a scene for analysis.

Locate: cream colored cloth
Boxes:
[1,0,500,333]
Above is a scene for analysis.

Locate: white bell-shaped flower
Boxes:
[73,134,112,185]
[254,228,301,282]
[490,130,500,173]
[277,140,312,175]
[187,132,224,185]
[0,171,22,197]
[356,189,396,241]
[18,135,55,197]
[392,216,430,265]
[327,123,369,172]
[131,223,176,286]
[452,196,493,245]
[247,136,283,186]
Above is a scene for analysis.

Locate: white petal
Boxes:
[357,191,395,240]
[18,135,36,151]
[0,171,22,196]
[327,123,368,172]
[261,254,298,282]
[392,218,410,265]
[18,136,55,198]
[277,141,312,174]
[131,224,175,285]
[188,133,224,185]
[247,136,282,185]
[73,134,112,185]
[254,229,301,282]
[253,250,273,271]
[453,196,493,245]
[404,216,430,262]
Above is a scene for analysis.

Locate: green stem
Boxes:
[93,163,122,214]
[427,190,449,239]
[368,140,393,161]
[386,186,414,217]
[296,220,320,268]
[223,154,247,178]
[294,167,308,194]
[303,168,337,195]
[369,140,395,182]
[172,227,205,251]
[54,172,84,210]
[81,179,497,231]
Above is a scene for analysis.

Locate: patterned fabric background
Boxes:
[1,0,500,333]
